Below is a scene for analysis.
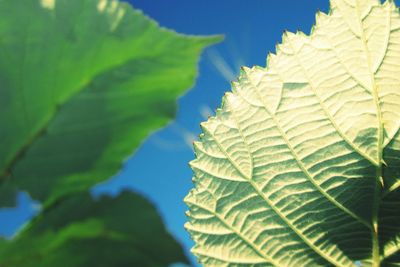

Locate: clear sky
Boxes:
[2,0,398,266]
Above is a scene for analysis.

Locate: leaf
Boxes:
[185,0,400,266]
[0,191,189,267]
[0,0,221,206]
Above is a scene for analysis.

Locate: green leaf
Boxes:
[185,0,400,266]
[0,191,189,267]
[0,0,221,206]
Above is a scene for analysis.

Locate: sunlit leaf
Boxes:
[185,0,400,266]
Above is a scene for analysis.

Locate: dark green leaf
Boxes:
[0,191,189,267]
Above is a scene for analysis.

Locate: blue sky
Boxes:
[3,0,397,266]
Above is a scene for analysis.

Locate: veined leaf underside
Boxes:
[185,0,400,266]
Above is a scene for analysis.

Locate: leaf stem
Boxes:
[371,174,381,267]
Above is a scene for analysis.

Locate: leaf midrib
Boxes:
[353,1,387,265]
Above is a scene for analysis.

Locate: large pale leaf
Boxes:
[185,0,400,266]
[0,0,221,206]
[0,191,189,267]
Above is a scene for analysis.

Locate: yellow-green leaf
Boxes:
[0,0,221,206]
